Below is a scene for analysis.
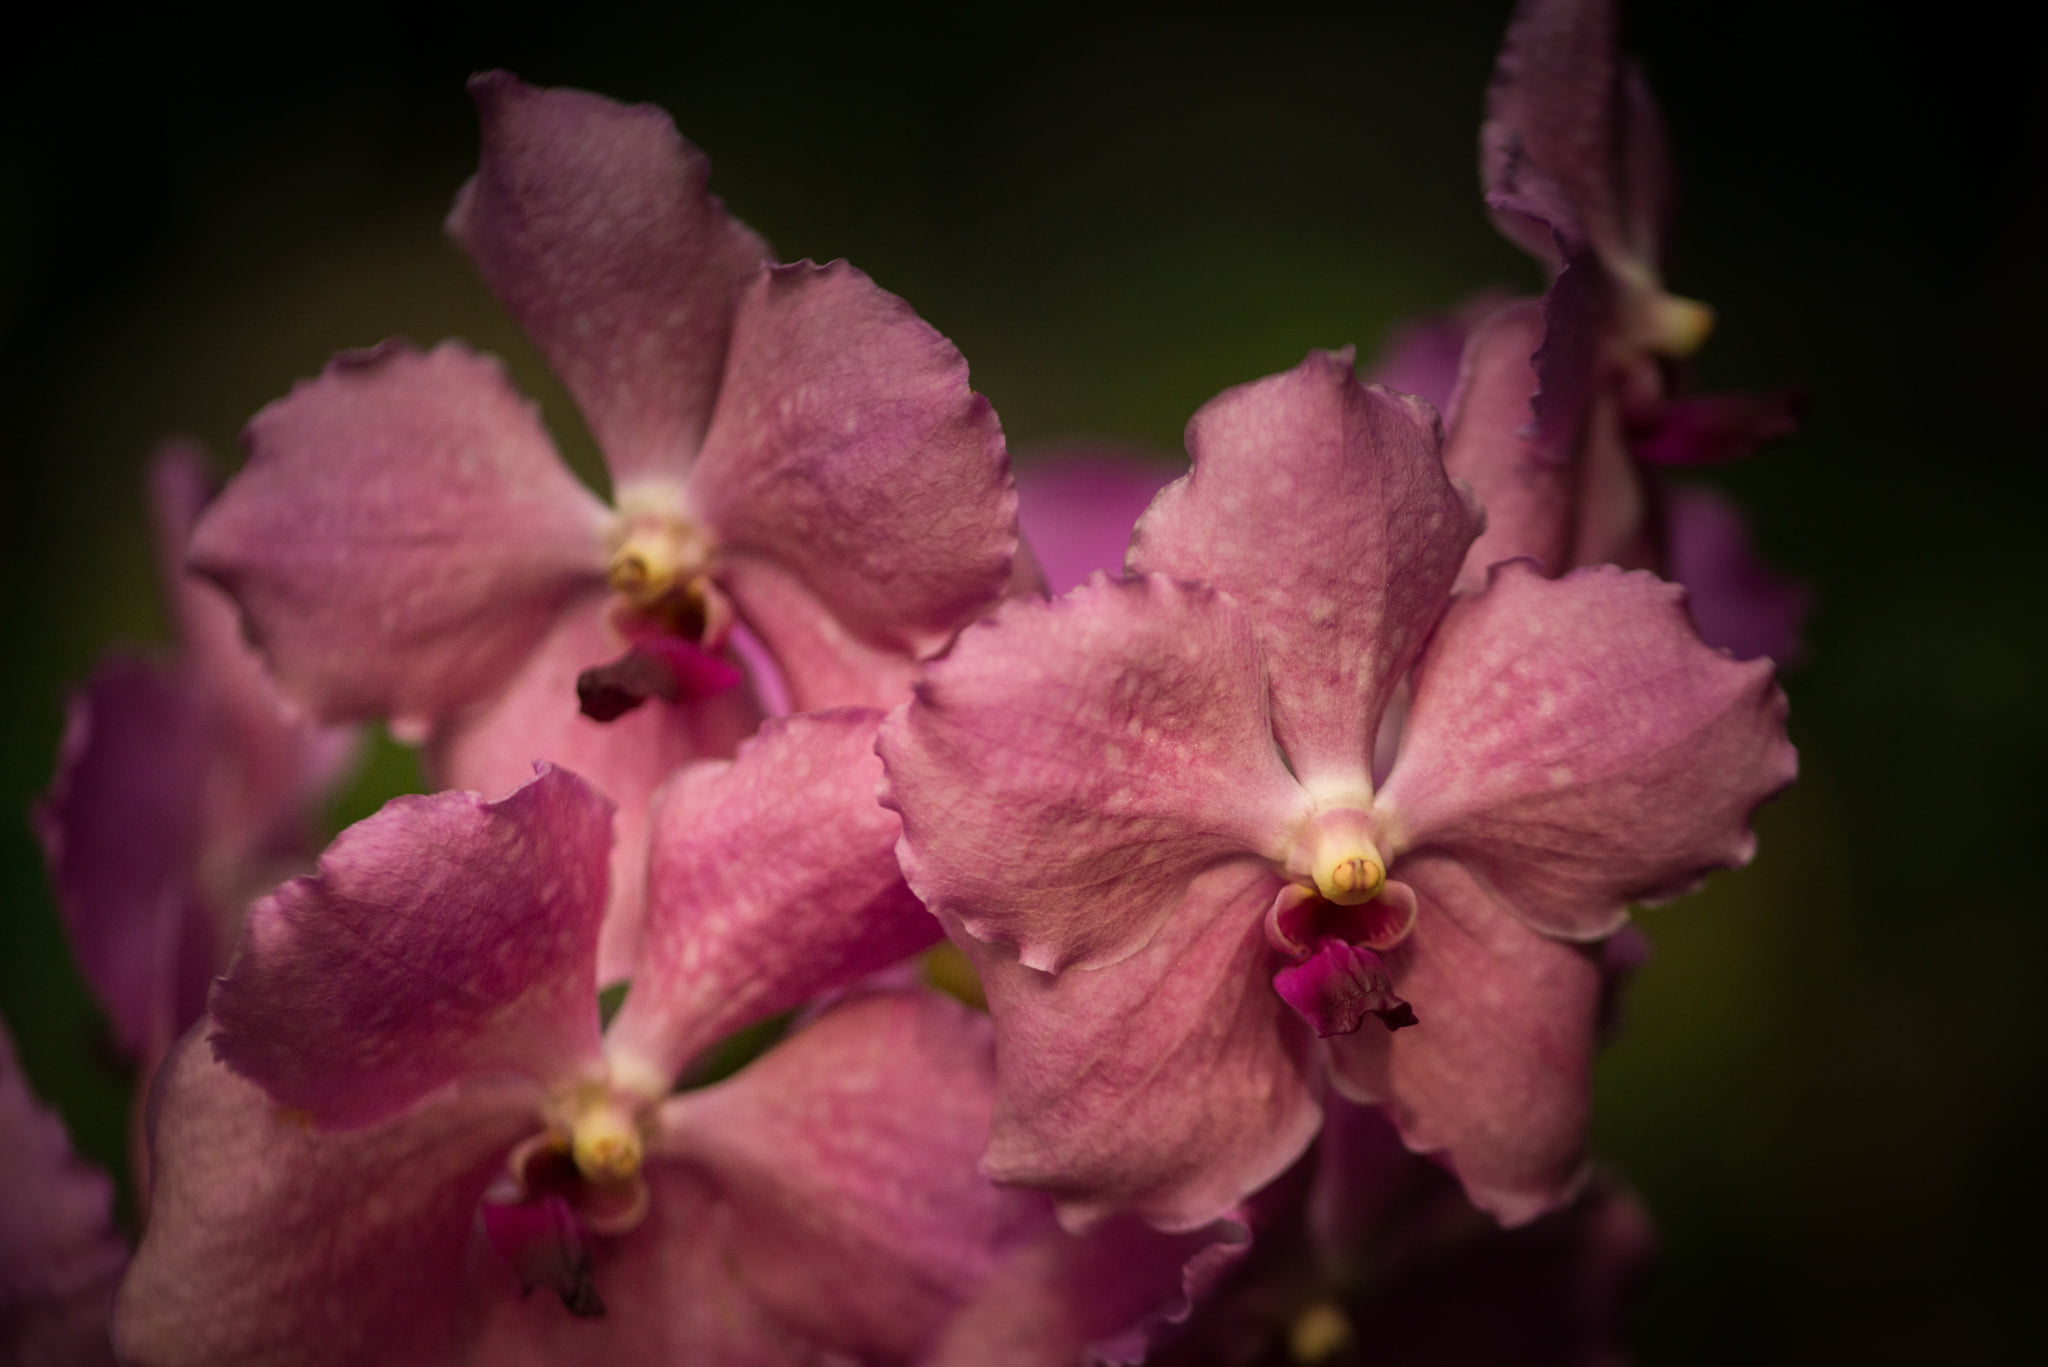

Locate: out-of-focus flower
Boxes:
[1013,446,1183,596]
[0,1018,128,1367]
[189,73,1023,979]
[34,444,356,1089]
[116,727,1230,1365]
[881,350,1796,1230]
[1152,1100,1654,1367]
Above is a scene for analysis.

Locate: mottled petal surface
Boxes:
[963,859,1322,1233]
[192,340,611,733]
[1376,561,1796,940]
[1663,483,1810,664]
[711,551,922,713]
[1014,447,1181,595]
[0,1023,126,1367]
[448,72,769,484]
[464,1164,817,1367]
[605,710,939,1082]
[211,768,613,1126]
[880,574,1305,973]
[658,991,1038,1362]
[1326,855,1602,1225]
[690,261,1017,676]
[426,596,760,984]
[1130,351,1483,793]
[1443,298,1576,592]
[113,1038,535,1367]
[34,658,212,1059]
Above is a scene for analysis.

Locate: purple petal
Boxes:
[657,991,1042,1361]
[1442,297,1577,591]
[1272,938,1416,1038]
[464,1163,816,1366]
[114,1037,536,1367]
[574,636,746,722]
[426,597,761,984]
[1663,482,1811,664]
[604,709,941,1083]
[1377,560,1797,941]
[1635,388,1806,467]
[1013,446,1182,595]
[962,859,1323,1233]
[926,1213,1251,1367]
[1130,350,1483,794]
[34,658,214,1060]
[1481,0,1627,261]
[192,340,612,734]
[211,767,614,1127]
[0,1022,126,1367]
[689,261,1018,700]
[448,72,770,486]
[1326,855,1602,1225]
[1364,292,1513,421]
[879,574,1306,974]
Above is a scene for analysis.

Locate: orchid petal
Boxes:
[605,710,940,1083]
[211,767,613,1128]
[964,859,1322,1233]
[1326,855,1602,1225]
[113,1038,536,1367]
[657,991,1037,1362]
[1481,0,1625,260]
[191,340,612,734]
[1444,298,1577,592]
[1663,483,1810,664]
[425,597,760,984]
[1130,350,1483,794]
[448,72,770,486]
[1272,939,1416,1038]
[1376,561,1796,941]
[710,551,923,713]
[690,261,1017,689]
[464,1163,815,1367]
[880,574,1305,974]
[1635,388,1806,468]
[1014,448,1181,595]
[0,1022,126,1367]
[33,658,214,1059]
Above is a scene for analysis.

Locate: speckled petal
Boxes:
[1443,297,1577,592]
[1375,561,1796,941]
[1130,350,1483,794]
[1013,447,1181,594]
[605,710,939,1083]
[657,991,1039,1362]
[690,261,1017,694]
[425,596,760,984]
[963,859,1322,1233]
[191,340,612,735]
[1663,483,1810,664]
[113,1037,535,1367]
[211,767,613,1127]
[1325,854,1602,1225]
[879,574,1306,974]
[448,72,770,485]
[1,1022,126,1367]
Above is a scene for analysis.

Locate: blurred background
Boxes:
[3,1,2042,1360]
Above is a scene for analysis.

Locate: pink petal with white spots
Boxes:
[880,574,1306,974]
[191,340,612,735]
[604,710,939,1083]
[211,767,613,1128]
[448,72,769,486]
[1375,561,1796,941]
[1130,350,1483,794]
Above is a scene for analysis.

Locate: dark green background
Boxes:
[4,2,2042,1360]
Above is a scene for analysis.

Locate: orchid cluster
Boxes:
[6,2,1803,1364]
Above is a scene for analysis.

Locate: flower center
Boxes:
[606,488,720,639]
[567,1093,645,1185]
[1300,809,1388,908]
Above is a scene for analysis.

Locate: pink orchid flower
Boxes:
[880,350,1796,1232]
[189,73,1022,979]
[115,722,1229,1365]
[35,444,356,1086]
[1,1019,128,1367]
